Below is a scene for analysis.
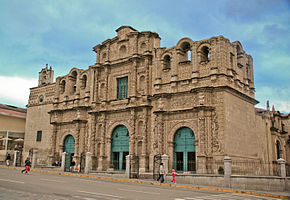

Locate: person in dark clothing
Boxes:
[6,154,11,166]
[70,159,76,172]
[21,158,31,174]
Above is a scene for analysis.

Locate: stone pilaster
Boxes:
[32,149,38,168]
[61,152,67,171]
[277,158,286,178]
[161,154,169,174]
[49,124,57,157]
[125,155,132,178]
[75,124,80,156]
[224,156,232,187]
[84,152,92,174]
[89,115,96,154]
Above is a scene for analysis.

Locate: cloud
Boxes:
[0,76,37,108]
[0,0,289,113]
[255,86,290,113]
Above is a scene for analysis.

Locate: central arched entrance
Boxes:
[111,125,129,170]
[63,135,75,171]
[174,127,196,173]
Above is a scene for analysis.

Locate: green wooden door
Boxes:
[174,127,196,173]
[63,135,75,171]
[111,126,129,170]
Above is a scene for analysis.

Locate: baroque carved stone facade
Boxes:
[24,26,290,174]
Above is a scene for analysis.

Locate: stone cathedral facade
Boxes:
[24,26,289,174]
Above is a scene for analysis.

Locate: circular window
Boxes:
[39,95,44,103]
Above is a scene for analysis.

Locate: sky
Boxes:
[0,0,289,113]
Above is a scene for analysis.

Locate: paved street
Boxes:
[0,168,285,200]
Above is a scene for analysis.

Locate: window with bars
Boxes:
[36,130,42,142]
[117,77,128,99]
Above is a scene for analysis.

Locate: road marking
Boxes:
[40,178,66,183]
[0,178,24,184]
[74,197,97,200]
[76,178,101,183]
[118,188,160,195]
[78,190,124,199]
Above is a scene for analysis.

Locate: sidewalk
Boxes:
[1,165,290,199]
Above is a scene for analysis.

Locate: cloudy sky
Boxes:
[0,0,289,112]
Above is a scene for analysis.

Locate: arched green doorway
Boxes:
[174,127,196,173]
[111,125,129,170]
[63,135,75,171]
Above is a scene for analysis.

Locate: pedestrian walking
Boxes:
[5,154,11,166]
[171,169,177,184]
[159,163,166,183]
[21,158,31,174]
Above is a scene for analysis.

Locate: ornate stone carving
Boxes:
[211,111,221,153]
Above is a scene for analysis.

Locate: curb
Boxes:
[1,166,289,199]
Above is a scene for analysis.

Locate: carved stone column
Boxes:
[168,141,174,170]
[156,112,164,154]
[197,110,206,173]
[139,137,147,173]
[198,110,206,156]
[75,124,80,156]
[89,114,96,154]
[129,109,136,155]
[98,113,106,171]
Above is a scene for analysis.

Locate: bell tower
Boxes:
[38,64,54,86]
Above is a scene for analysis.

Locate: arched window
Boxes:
[163,55,171,70]
[119,45,126,57]
[71,71,77,94]
[60,80,66,94]
[276,140,281,159]
[200,46,209,63]
[180,42,191,63]
[81,75,87,90]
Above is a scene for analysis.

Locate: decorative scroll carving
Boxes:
[75,124,80,155]
[170,94,195,109]
[198,117,205,155]
[211,111,221,153]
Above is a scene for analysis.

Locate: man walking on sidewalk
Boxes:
[159,163,166,183]
[21,158,31,174]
